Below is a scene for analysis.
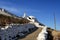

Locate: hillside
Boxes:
[18,27,60,40]
[0,8,60,40]
[0,8,30,27]
[0,14,29,27]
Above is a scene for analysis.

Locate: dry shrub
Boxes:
[52,30,60,40]
[46,28,60,40]
[0,14,30,26]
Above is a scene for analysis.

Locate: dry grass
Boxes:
[47,27,60,40]
[52,30,60,40]
[0,14,30,27]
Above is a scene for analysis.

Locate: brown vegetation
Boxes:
[0,14,30,26]
[47,28,60,40]
[52,30,60,40]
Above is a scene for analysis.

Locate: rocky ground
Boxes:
[18,27,60,40]
[18,28,42,40]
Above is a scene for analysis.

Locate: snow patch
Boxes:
[37,27,48,40]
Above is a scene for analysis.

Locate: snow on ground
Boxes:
[26,16,48,40]
[27,16,45,28]
[37,26,48,40]
[27,15,48,40]
[0,23,37,40]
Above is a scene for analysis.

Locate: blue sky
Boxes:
[0,0,60,30]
